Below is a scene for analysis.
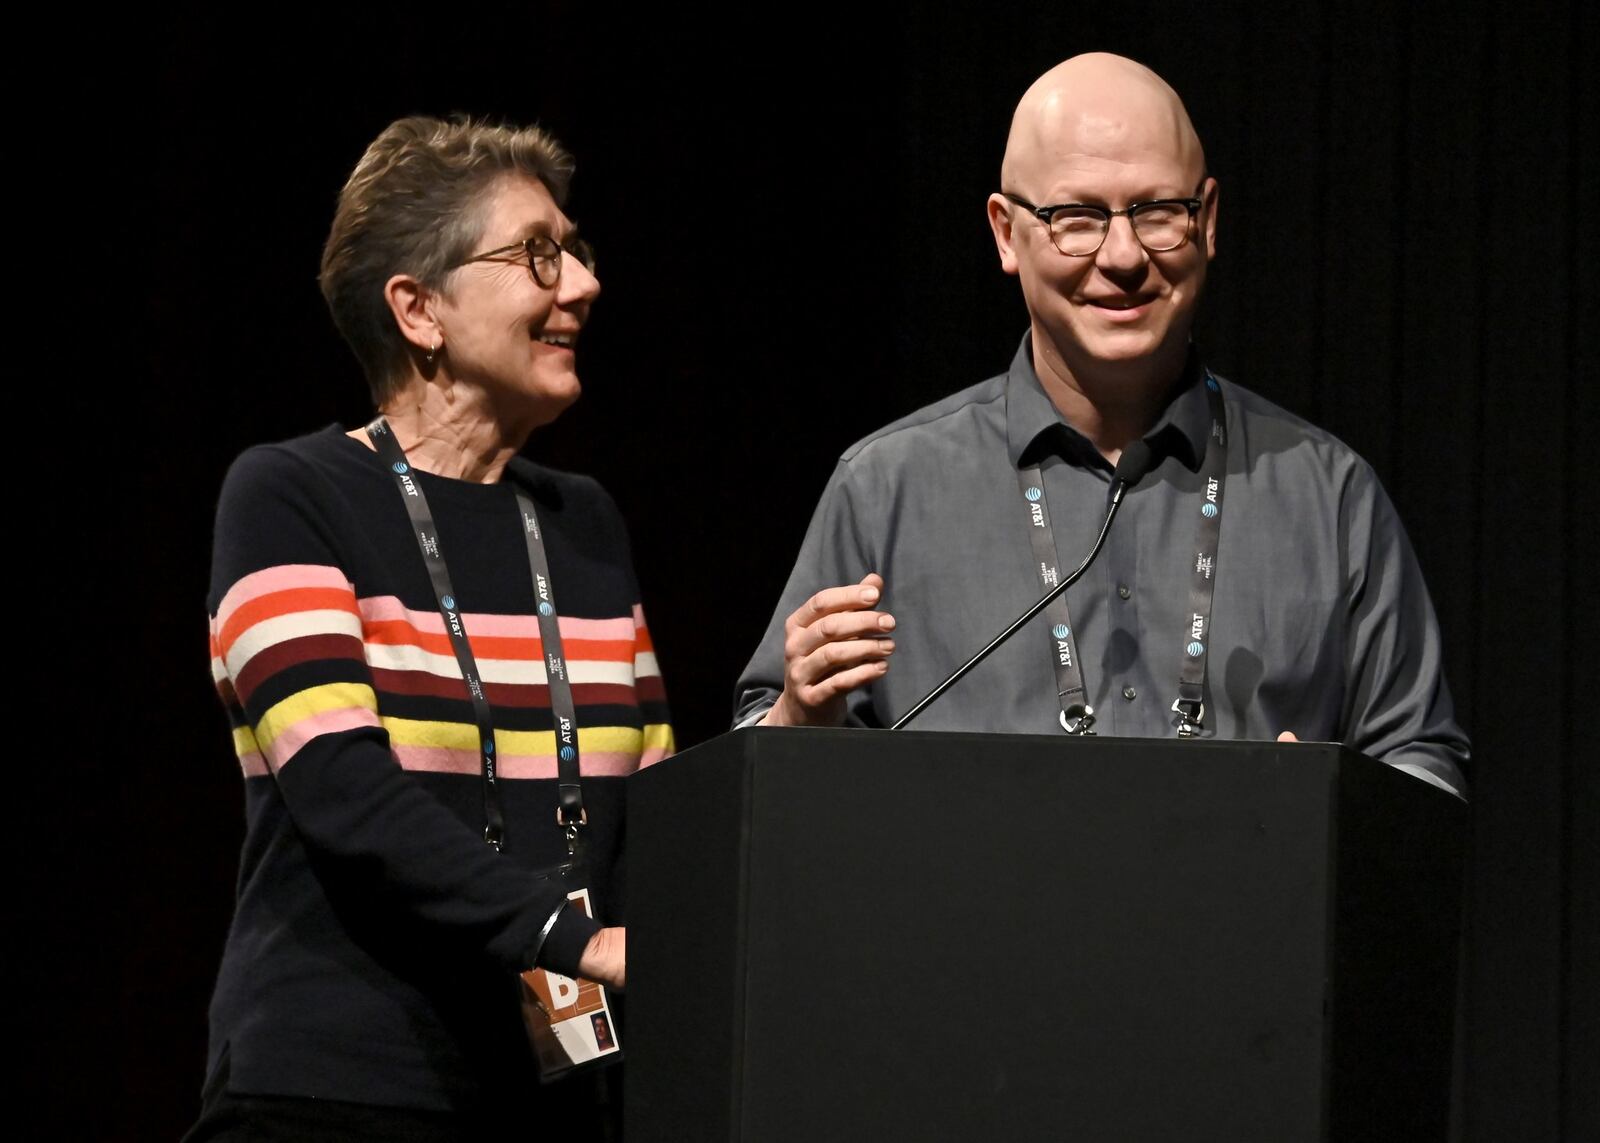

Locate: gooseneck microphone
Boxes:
[890,441,1156,730]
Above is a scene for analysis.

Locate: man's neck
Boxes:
[350,375,535,484]
[1031,331,1189,463]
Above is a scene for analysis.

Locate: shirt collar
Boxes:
[1004,333,1212,473]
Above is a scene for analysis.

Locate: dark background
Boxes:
[73,2,1596,1138]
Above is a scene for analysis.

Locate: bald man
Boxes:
[734,54,1467,796]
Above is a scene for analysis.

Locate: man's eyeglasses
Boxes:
[456,232,596,288]
[1002,181,1206,257]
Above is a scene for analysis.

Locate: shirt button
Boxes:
[1122,686,1137,701]
[1118,584,1132,600]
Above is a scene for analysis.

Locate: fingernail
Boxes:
[880,639,896,653]
[880,615,896,631]
[862,587,879,603]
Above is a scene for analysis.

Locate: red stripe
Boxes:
[363,617,633,663]
[218,586,360,657]
[370,667,639,709]
[233,632,367,709]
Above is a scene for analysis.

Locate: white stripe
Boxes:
[363,641,635,686]
[633,650,662,678]
[225,609,365,678]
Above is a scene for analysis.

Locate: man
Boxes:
[734,52,1467,797]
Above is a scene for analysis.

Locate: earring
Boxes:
[425,337,440,366]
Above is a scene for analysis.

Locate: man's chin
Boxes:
[1076,329,1168,364]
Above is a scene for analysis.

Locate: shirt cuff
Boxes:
[1390,760,1468,802]
[734,705,771,729]
[533,902,603,978]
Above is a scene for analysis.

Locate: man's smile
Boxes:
[1085,294,1157,319]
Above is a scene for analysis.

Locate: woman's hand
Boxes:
[578,926,626,990]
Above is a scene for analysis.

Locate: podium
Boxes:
[624,728,1466,1142]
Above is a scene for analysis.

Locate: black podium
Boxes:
[624,728,1466,1142]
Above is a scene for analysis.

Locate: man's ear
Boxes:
[1201,176,1219,261]
[986,194,1021,276]
[383,273,442,353]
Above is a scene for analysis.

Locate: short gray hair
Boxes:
[319,115,575,402]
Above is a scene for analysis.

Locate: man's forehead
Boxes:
[1029,147,1199,201]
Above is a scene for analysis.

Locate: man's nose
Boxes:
[1095,214,1148,273]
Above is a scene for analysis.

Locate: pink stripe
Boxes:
[268,707,383,770]
[216,564,353,627]
[637,745,673,769]
[238,750,269,778]
[358,595,633,641]
[390,745,644,778]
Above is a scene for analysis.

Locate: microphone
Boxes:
[890,441,1156,730]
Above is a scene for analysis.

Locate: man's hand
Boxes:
[578,926,626,990]
[762,573,896,727]
[1277,732,1299,742]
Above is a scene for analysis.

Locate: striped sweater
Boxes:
[203,425,672,1111]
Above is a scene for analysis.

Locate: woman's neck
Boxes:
[350,376,535,483]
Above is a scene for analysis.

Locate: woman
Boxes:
[189,116,673,1140]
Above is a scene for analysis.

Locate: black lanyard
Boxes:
[366,418,585,852]
[1015,462,1097,733]
[1173,374,1229,736]
[1015,375,1228,736]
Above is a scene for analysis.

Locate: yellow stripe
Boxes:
[642,722,675,753]
[380,717,655,755]
[232,723,261,757]
[256,682,380,751]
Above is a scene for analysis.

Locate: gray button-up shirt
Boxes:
[735,337,1469,797]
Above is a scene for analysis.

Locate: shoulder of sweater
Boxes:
[222,423,368,486]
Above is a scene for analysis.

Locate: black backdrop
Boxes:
[84,3,1597,1139]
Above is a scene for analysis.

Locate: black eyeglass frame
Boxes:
[454,232,596,289]
[1001,179,1208,256]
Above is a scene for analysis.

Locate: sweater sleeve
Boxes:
[632,601,676,767]
[207,444,599,976]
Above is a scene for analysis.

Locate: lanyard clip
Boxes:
[483,823,505,851]
[1059,703,1097,736]
[558,806,588,856]
[1171,698,1205,738]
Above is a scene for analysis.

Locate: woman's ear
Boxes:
[384,273,442,355]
